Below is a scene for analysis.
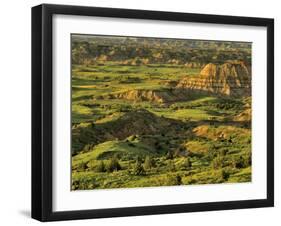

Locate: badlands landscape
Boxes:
[71,35,252,190]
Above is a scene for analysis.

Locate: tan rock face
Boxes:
[233,108,251,122]
[110,89,190,104]
[177,62,251,97]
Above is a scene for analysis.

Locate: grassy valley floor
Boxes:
[71,63,252,190]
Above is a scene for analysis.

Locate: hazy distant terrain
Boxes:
[71,35,252,190]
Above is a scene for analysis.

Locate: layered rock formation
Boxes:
[177,62,251,97]
[109,89,189,104]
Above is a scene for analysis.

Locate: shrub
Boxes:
[106,156,121,172]
[233,156,243,168]
[220,149,228,156]
[174,146,185,157]
[221,168,231,180]
[144,156,155,170]
[128,142,136,147]
[209,170,224,183]
[164,174,182,186]
[95,161,106,172]
[166,150,174,160]
[212,156,224,169]
[155,142,163,151]
[82,144,93,152]
[167,160,176,172]
[132,159,145,175]
[77,162,88,172]
[186,178,197,185]
[210,168,231,183]
[182,157,192,169]
[72,178,100,190]
[231,154,251,169]
[244,152,252,167]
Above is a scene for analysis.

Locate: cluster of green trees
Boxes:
[73,145,251,189]
[95,156,121,173]
[84,152,195,176]
[170,98,244,111]
[77,156,121,173]
[211,152,251,170]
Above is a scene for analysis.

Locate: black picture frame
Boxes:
[32,3,274,222]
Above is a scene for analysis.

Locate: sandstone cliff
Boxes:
[109,89,189,104]
[177,62,251,97]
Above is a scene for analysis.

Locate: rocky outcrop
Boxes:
[233,108,251,122]
[102,109,179,139]
[101,62,251,105]
[177,62,251,97]
[109,89,189,104]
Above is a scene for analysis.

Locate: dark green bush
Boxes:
[182,157,192,169]
[166,150,174,160]
[164,174,182,186]
[167,160,176,172]
[231,153,251,169]
[144,156,155,170]
[95,161,106,172]
[212,156,224,169]
[77,162,88,172]
[106,156,121,172]
[132,159,145,175]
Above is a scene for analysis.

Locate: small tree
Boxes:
[166,150,174,160]
[165,174,182,186]
[212,156,224,169]
[106,155,121,172]
[155,141,163,152]
[231,156,243,169]
[77,162,87,172]
[221,168,230,181]
[183,157,192,169]
[176,175,182,185]
[95,161,106,172]
[232,154,251,169]
[243,152,252,167]
[174,146,186,157]
[220,149,228,156]
[168,160,176,172]
[132,159,145,175]
[144,156,155,170]
[135,57,142,66]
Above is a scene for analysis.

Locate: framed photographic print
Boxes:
[32,4,274,221]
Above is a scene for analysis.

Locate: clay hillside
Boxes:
[177,62,251,97]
